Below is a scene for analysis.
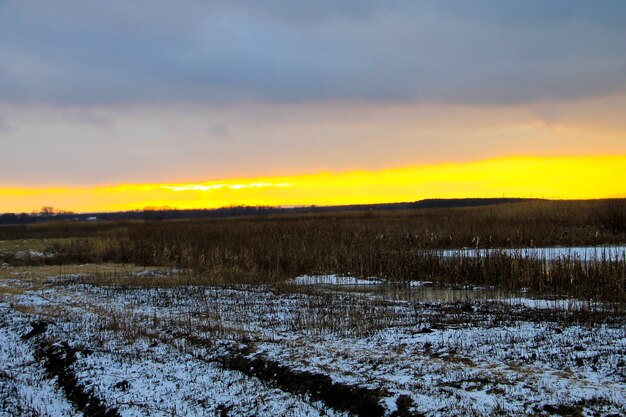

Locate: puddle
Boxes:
[292,274,624,311]
[293,274,522,302]
[372,284,522,303]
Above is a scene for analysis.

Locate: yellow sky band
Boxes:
[1,155,625,213]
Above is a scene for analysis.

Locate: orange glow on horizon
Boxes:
[1,155,625,214]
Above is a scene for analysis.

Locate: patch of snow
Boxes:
[14,250,48,259]
[409,281,434,287]
[130,269,181,278]
[293,274,384,286]
[442,245,626,262]
[46,273,92,284]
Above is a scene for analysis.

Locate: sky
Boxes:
[1,1,625,212]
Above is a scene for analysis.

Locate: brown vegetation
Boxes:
[2,199,625,301]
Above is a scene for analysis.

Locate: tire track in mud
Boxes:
[182,332,423,417]
[19,317,418,417]
[218,350,388,417]
[23,320,121,417]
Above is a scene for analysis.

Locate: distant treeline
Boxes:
[0,198,535,224]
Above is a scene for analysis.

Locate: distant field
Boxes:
[1,199,625,416]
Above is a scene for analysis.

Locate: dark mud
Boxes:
[24,321,121,417]
[219,349,390,417]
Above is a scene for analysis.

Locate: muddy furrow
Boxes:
[23,321,121,417]
[216,349,402,417]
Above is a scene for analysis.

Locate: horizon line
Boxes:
[1,154,625,214]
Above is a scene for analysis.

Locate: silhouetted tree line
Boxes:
[0,212,35,224]
[0,199,536,225]
[0,207,77,224]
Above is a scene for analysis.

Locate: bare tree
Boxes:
[39,206,56,217]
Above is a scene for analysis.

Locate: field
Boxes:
[1,199,625,416]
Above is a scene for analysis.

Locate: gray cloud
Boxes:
[0,0,625,106]
[2,99,625,186]
[0,115,13,132]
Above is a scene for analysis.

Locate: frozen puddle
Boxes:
[441,245,626,261]
[291,275,625,310]
[292,274,526,303]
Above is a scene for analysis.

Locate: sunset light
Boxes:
[1,1,625,214]
[1,155,623,213]
[3,3,626,414]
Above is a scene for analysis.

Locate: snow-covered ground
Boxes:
[0,305,79,417]
[1,268,625,416]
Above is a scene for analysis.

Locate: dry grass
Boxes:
[0,238,68,252]
[0,263,163,280]
[1,199,625,300]
[0,263,187,299]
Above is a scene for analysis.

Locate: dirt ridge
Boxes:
[217,348,389,417]
[24,321,121,417]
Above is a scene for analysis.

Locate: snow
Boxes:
[13,250,48,259]
[442,245,626,261]
[1,270,625,416]
[46,273,92,284]
[0,305,79,417]
[73,346,339,417]
[409,281,434,287]
[293,274,384,286]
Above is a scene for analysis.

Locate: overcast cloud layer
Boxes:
[1,1,626,187]
[2,0,626,105]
